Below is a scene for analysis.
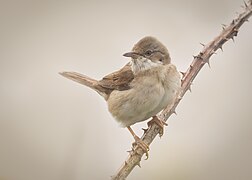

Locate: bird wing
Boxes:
[98,63,134,91]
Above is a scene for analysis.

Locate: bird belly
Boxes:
[107,64,181,127]
[144,80,179,120]
[107,79,165,127]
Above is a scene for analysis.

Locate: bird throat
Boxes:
[130,57,162,74]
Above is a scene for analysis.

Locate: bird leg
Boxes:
[147,116,168,137]
[127,126,149,159]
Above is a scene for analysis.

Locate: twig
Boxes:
[111,1,252,179]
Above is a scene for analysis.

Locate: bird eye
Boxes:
[145,50,153,56]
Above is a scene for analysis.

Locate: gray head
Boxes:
[123,36,171,65]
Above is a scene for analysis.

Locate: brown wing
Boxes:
[98,63,134,91]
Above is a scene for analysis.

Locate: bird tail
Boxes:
[59,71,109,100]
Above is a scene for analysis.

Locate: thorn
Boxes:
[205,59,211,68]
[180,71,186,77]
[136,162,141,168]
[231,36,235,42]
[219,46,223,52]
[224,37,229,41]
[142,128,148,133]
[172,109,177,115]
[188,83,192,92]
[193,54,203,60]
[232,20,235,25]
[207,61,211,68]
[193,53,201,59]
[211,49,217,55]
[200,42,205,47]
[127,148,134,155]
[190,65,193,69]
[127,149,132,153]
[125,161,128,166]
[244,1,248,7]
[245,19,249,22]
[222,26,225,30]
[233,28,239,36]
[187,82,193,92]
[132,142,137,148]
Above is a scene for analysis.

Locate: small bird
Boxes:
[60,36,181,157]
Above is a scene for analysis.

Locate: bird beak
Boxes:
[123,52,141,59]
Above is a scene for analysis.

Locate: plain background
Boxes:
[0,0,251,180]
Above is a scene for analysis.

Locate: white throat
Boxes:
[130,56,162,74]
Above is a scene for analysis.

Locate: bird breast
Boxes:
[107,64,181,127]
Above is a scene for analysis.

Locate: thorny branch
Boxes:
[111,1,252,179]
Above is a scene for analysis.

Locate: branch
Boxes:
[111,1,252,179]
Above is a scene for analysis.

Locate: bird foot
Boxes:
[132,136,149,160]
[147,116,168,137]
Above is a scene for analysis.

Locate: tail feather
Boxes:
[59,71,109,100]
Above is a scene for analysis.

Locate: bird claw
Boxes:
[132,136,149,160]
[147,116,168,137]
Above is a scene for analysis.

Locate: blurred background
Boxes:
[0,0,251,179]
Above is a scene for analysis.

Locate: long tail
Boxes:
[59,71,109,100]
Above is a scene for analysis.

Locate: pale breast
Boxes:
[107,64,181,127]
[160,64,181,108]
[143,64,181,119]
[107,73,165,127]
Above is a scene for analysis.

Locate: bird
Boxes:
[59,36,181,157]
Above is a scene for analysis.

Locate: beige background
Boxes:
[0,0,252,180]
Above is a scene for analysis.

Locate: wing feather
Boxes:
[98,63,134,91]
